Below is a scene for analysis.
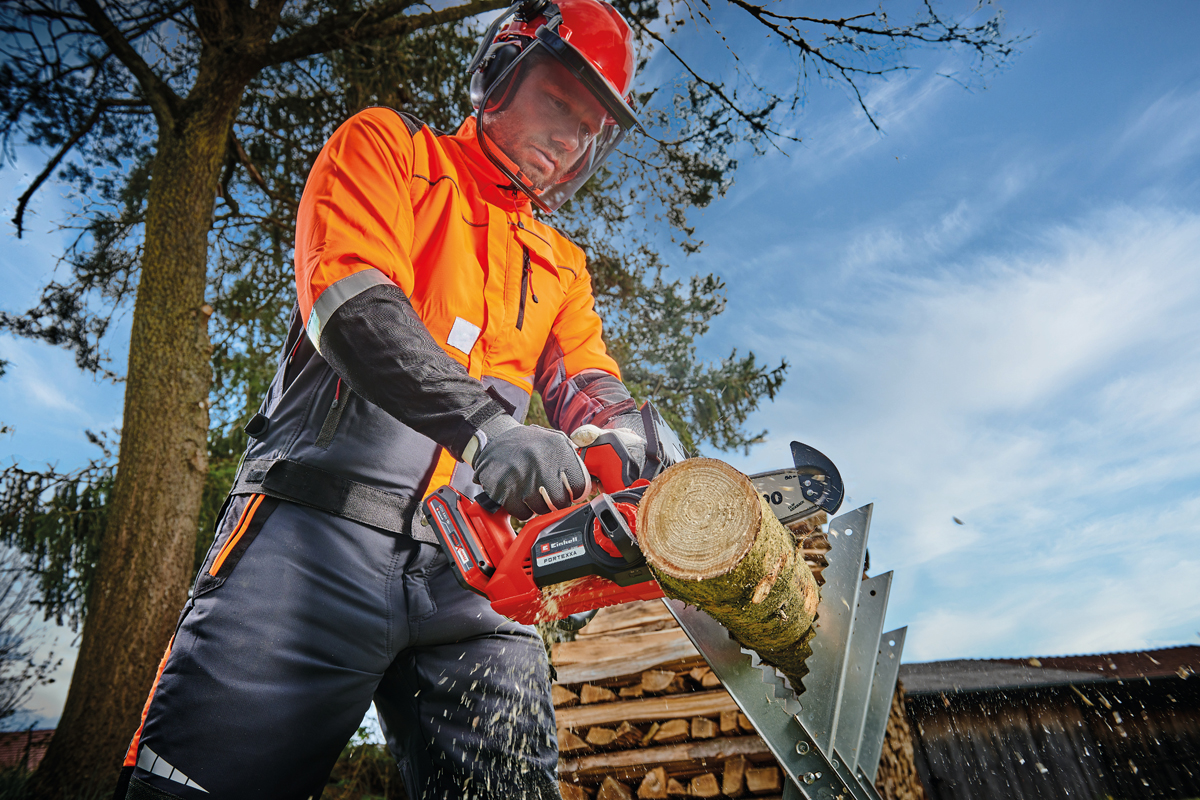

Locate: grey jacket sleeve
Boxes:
[317,282,505,460]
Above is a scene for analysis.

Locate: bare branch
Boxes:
[11,98,145,237]
[258,0,508,68]
[73,0,181,126]
[631,17,797,148]
[229,133,298,211]
[232,134,267,191]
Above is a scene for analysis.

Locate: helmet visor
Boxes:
[476,38,635,212]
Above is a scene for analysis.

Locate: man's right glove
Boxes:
[468,414,591,520]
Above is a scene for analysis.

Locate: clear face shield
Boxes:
[476,33,637,213]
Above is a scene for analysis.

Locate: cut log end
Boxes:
[636,457,820,692]
[746,766,781,794]
[581,683,618,704]
[638,767,668,799]
[689,773,720,797]
[598,776,634,800]
[560,782,588,800]
[637,458,762,580]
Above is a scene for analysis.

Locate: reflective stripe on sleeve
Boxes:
[305,268,395,351]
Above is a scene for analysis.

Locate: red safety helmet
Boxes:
[469,0,640,212]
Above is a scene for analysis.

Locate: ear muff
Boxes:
[469,41,524,109]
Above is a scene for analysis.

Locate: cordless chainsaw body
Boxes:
[419,403,844,625]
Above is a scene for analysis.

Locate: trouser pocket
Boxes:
[193,494,279,597]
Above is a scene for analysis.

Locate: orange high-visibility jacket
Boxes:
[297,108,619,393]
[231,108,634,525]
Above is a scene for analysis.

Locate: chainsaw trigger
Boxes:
[475,492,502,514]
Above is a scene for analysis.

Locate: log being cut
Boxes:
[635,458,820,688]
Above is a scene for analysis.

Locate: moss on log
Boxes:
[636,458,820,688]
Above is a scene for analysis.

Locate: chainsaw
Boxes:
[418,402,845,626]
[422,403,908,800]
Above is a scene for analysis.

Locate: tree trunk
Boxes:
[635,458,819,689]
[28,91,243,798]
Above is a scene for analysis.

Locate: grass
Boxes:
[0,770,30,800]
[0,769,107,800]
[324,726,409,800]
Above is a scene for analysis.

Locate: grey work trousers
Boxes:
[121,494,560,799]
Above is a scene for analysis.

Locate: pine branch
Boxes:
[11,98,146,237]
[73,0,180,126]
[258,0,508,68]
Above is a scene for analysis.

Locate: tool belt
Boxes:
[231,458,437,544]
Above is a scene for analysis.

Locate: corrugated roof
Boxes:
[901,645,1198,694]
[0,729,53,771]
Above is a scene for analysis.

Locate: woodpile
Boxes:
[872,681,926,800]
[553,508,925,800]
[553,598,783,799]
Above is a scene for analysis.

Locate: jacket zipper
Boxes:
[314,377,346,450]
[516,246,538,331]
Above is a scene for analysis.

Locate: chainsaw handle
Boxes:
[464,492,516,553]
[579,430,639,493]
[473,427,640,514]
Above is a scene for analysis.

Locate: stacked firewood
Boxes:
[788,514,830,584]
[552,511,924,799]
[552,599,785,800]
[553,511,832,798]
[872,682,926,800]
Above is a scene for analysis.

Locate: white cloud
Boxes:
[0,337,123,467]
[1112,85,1200,174]
[19,624,78,729]
[21,372,83,414]
[725,204,1200,659]
[903,493,1200,660]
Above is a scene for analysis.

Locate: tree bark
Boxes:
[635,459,819,689]
[27,81,246,800]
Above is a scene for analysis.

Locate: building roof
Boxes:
[900,644,1199,694]
[0,729,54,771]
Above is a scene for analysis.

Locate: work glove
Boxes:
[469,413,590,520]
[569,421,647,479]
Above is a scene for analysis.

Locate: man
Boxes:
[116,1,650,797]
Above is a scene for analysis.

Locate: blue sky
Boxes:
[3,0,1200,727]
[696,0,1200,662]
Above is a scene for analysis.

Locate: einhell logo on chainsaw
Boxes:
[535,532,585,568]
